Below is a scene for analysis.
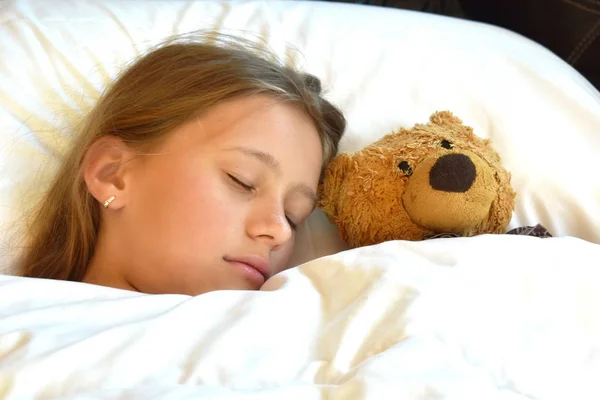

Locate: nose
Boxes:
[429,153,476,193]
[246,202,293,249]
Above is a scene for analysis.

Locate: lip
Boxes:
[224,255,272,283]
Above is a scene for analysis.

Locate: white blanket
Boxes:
[2,234,599,399]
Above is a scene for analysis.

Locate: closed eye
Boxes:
[228,174,299,231]
[286,217,298,231]
[228,174,254,192]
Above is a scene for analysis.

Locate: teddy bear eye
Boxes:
[398,161,413,176]
[441,139,454,149]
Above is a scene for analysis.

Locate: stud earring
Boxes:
[103,195,116,209]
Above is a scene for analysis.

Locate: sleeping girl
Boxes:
[17,32,346,296]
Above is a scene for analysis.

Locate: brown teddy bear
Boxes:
[318,111,517,248]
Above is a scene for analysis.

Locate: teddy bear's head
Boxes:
[318,111,516,248]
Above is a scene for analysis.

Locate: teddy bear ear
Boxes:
[317,152,353,219]
[429,111,463,126]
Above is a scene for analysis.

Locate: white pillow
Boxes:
[1,0,599,275]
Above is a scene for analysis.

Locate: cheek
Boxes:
[127,157,239,256]
[169,175,237,245]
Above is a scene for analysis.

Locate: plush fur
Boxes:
[318,111,516,248]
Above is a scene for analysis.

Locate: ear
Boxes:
[317,153,352,220]
[82,136,135,210]
[429,111,463,126]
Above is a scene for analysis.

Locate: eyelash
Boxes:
[228,174,254,192]
[287,219,298,231]
[227,174,298,231]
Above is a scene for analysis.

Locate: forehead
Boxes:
[162,95,324,182]
[204,96,316,140]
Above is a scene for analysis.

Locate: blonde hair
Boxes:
[18,32,346,281]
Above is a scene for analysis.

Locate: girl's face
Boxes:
[84,96,323,295]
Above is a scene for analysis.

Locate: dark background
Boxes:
[330,0,600,91]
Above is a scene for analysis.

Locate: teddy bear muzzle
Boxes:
[402,151,499,234]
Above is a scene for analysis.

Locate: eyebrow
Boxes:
[227,146,319,204]
[229,146,281,172]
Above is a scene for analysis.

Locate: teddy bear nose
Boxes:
[429,153,476,193]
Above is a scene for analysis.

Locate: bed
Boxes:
[1,0,600,398]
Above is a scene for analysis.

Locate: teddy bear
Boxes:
[317,111,518,248]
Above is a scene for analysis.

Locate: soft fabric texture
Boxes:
[318,111,515,247]
[1,234,600,399]
[1,0,600,273]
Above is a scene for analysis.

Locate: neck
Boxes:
[83,263,138,292]
[82,230,139,293]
